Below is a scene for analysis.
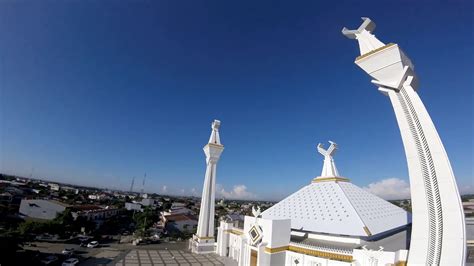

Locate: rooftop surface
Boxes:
[262,180,411,237]
[165,214,197,222]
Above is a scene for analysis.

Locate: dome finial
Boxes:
[317,141,339,177]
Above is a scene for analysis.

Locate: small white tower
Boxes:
[190,119,224,254]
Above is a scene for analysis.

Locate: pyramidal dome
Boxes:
[261,141,411,237]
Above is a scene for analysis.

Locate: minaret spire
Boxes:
[317,141,339,177]
[208,120,221,145]
[190,119,224,254]
[312,141,349,183]
[342,17,385,55]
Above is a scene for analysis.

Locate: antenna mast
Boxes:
[130,177,135,192]
[141,173,146,194]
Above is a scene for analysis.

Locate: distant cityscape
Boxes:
[1,171,473,265]
[0,172,275,265]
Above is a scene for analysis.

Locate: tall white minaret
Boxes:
[343,18,466,265]
[190,119,224,254]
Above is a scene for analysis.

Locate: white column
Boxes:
[343,18,466,265]
[217,220,232,256]
[192,120,224,254]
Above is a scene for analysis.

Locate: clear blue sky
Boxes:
[1,1,472,200]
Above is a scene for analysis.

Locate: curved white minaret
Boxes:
[191,119,224,254]
[342,18,466,265]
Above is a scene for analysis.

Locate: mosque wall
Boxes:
[306,232,361,245]
[285,250,349,266]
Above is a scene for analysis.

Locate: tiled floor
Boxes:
[114,249,237,266]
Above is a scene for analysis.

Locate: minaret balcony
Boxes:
[355,43,416,89]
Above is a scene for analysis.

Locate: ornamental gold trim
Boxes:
[363,226,372,236]
[262,244,353,262]
[224,229,244,236]
[264,246,289,254]
[355,43,396,62]
[311,177,350,183]
[197,236,214,240]
[288,245,353,262]
[395,261,407,266]
[207,143,224,148]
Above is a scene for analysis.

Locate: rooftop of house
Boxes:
[165,214,197,222]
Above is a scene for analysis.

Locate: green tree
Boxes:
[163,202,172,211]
[17,209,82,239]
[18,220,46,236]
[52,209,75,236]
[54,209,74,224]
[133,207,158,233]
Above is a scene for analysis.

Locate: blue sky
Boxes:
[0,1,472,200]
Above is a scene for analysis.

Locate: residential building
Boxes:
[48,183,60,191]
[71,205,121,221]
[125,202,143,212]
[163,214,198,233]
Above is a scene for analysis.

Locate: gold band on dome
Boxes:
[311,177,350,183]
[355,43,396,62]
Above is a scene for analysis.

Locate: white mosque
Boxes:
[190,18,466,266]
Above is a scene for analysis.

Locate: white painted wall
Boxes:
[307,232,361,245]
